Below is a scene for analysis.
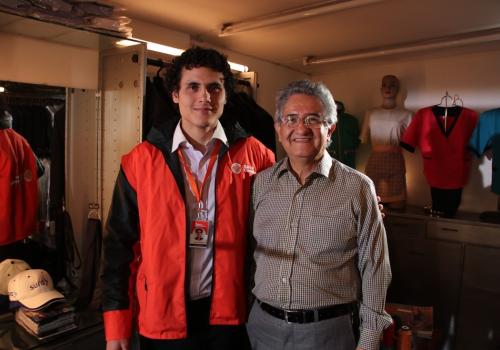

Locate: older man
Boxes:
[247,80,392,350]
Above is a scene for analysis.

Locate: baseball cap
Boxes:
[0,259,31,295]
[8,269,65,310]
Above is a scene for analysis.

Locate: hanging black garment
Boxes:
[11,105,52,158]
[222,92,276,154]
[75,217,102,308]
[143,77,179,139]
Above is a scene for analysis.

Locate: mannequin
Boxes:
[361,75,412,209]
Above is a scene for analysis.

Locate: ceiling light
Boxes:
[116,39,140,47]
[145,42,185,56]
[303,26,500,65]
[116,39,249,72]
[228,62,249,72]
[116,38,183,56]
[219,0,383,36]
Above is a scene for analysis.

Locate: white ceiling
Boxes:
[113,0,500,74]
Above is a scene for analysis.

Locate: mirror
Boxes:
[0,11,145,301]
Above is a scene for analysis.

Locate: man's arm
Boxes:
[356,179,392,350]
[101,166,140,343]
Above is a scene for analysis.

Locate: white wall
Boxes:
[314,48,500,213]
[0,32,98,89]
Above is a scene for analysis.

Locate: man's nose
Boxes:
[295,119,310,132]
[198,87,211,102]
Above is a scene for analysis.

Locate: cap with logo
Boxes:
[8,269,64,310]
[0,259,31,295]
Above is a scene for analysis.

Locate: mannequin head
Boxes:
[380,75,400,99]
[380,75,400,109]
[0,110,13,129]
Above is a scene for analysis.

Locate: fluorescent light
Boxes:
[219,0,383,36]
[116,38,183,56]
[116,39,140,47]
[228,61,249,72]
[146,42,185,56]
[303,26,500,65]
[117,38,249,72]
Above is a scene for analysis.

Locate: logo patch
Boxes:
[231,163,242,174]
[230,163,256,175]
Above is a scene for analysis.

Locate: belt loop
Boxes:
[313,309,320,322]
[284,311,289,323]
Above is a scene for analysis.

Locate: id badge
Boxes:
[189,220,209,248]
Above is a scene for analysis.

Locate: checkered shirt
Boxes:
[250,152,392,350]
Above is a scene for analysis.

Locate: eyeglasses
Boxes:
[281,114,327,129]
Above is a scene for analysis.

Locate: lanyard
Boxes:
[177,140,222,206]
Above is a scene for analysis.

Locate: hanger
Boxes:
[437,91,453,132]
[156,65,166,79]
[438,90,453,108]
[452,94,463,107]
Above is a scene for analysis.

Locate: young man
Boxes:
[247,80,392,350]
[101,47,274,350]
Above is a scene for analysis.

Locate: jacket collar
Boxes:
[145,116,250,199]
[147,116,249,153]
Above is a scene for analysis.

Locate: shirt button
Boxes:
[281,277,287,283]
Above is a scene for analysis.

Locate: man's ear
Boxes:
[327,124,336,139]
[274,121,282,142]
[172,91,179,103]
[274,121,280,133]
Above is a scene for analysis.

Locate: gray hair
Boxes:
[275,80,337,125]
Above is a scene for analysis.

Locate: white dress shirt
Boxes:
[171,120,228,300]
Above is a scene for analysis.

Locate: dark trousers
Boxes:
[139,298,251,350]
[431,187,463,218]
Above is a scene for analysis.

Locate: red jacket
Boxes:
[0,128,38,245]
[102,120,274,340]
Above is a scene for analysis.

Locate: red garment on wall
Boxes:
[0,128,38,245]
[400,106,478,189]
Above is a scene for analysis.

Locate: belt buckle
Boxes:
[284,310,290,323]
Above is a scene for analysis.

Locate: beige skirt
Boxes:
[365,150,406,203]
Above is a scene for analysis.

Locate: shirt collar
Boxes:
[171,120,228,153]
[277,152,333,179]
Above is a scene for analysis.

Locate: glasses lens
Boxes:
[284,115,299,127]
[283,115,325,128]
[305,116,323,128]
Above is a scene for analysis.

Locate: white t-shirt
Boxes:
[361,107,413,146]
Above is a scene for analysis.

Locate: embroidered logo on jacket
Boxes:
[230,163,256,175]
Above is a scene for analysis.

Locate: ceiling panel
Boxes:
[75,0,500,73]
[0,0,500,74]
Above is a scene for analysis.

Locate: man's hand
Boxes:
[377,196,385,219]
[106,339,129,350]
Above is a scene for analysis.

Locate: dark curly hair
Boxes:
[165,46,234,96]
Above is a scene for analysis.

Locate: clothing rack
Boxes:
[132,53,171,68]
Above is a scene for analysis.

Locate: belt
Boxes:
[257,300,354,324]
